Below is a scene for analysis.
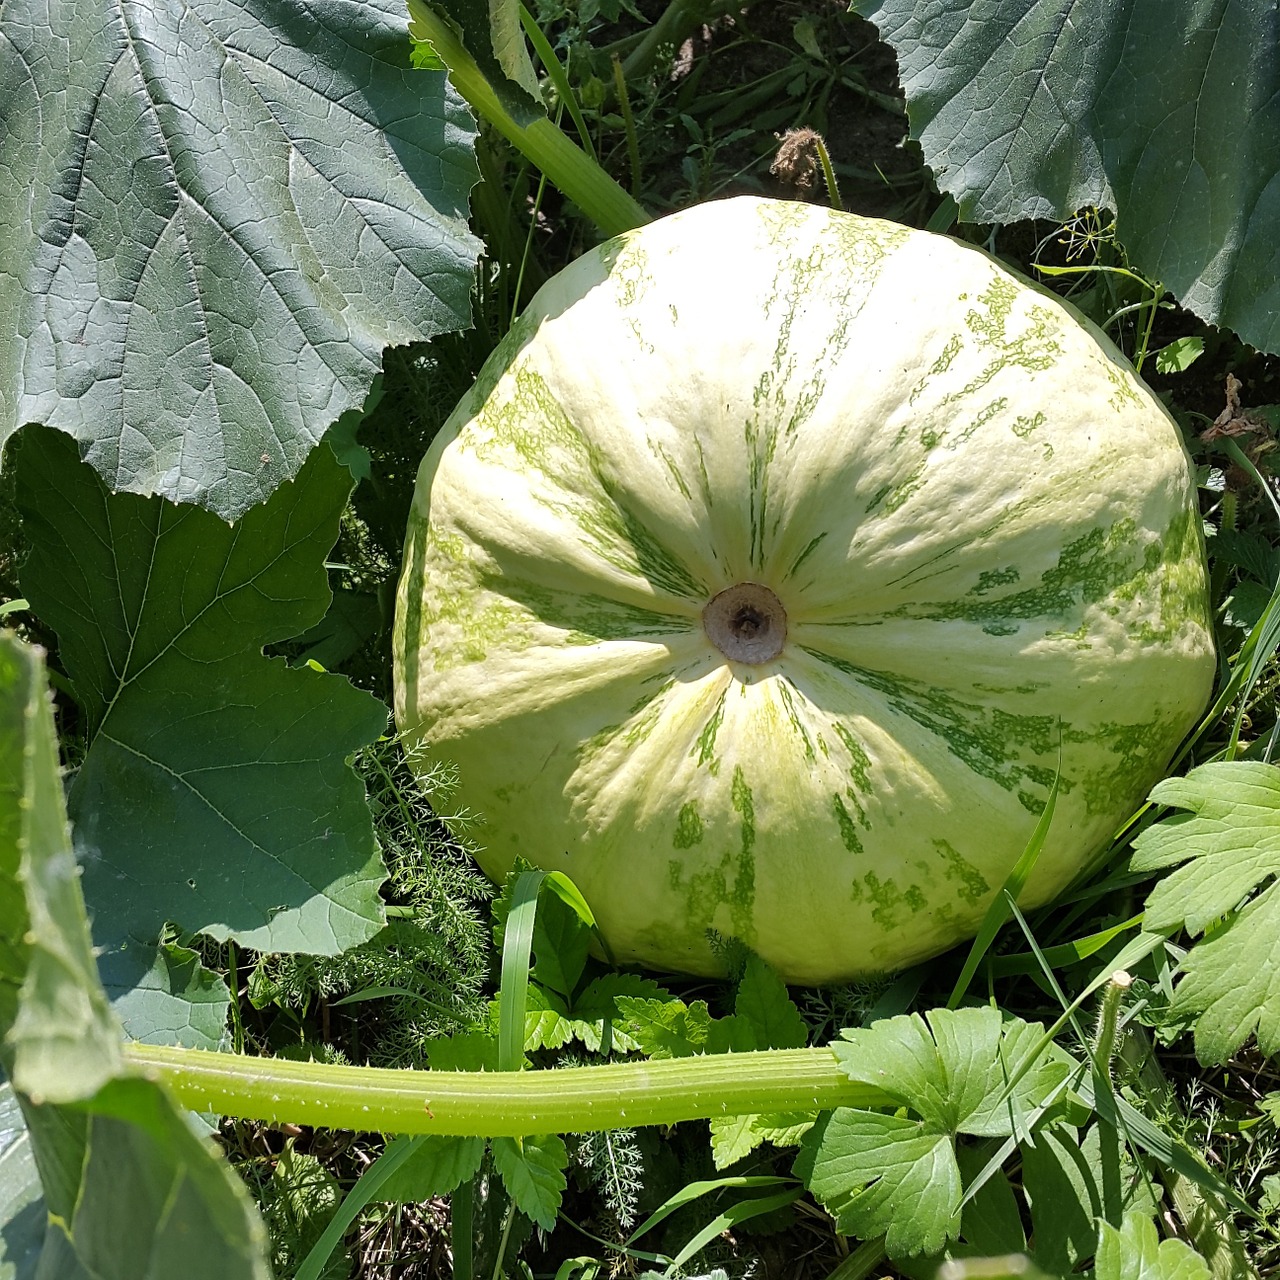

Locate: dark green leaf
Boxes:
[531,888,591,999]
[16,426,388,960]
[705,1013,757,1055]
[735,956,806,1050]
[956,1145,1025,1255]
[0,0,482,518]
[289,590,383,673]
[408,0,543,126]
[50,1077,272,1280]
[490,1134,568,1233]
[265,1146,347,1279]
[1021,1122,1106,1273]
[848,0,1280,354]
[98,941,230,1051]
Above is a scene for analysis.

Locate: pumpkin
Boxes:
[393,196,1214,984]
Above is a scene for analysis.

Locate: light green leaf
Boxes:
[806,1008,1065,1258]
[427,1031,502,1073]
[1161,887,1280,1065]
[708,1111,815,1170]
[0,0,482,519]
[804,1109,960,1257]
[569,974,668,1054]
[921,1260,1055,1280]
[16,426,388,963]
[614,997,712,1059]
[1095,1212,1211,1280]
[706,960,809,1167]
[847,0,1280,355]
[375,1134,486,1203]
[1155,337,1205,375]
[487,984,575,1052]
[408,0,543,126]
[1132,762,1280,1060]
[708,1114,765,1170]
[0,634,119,1102]
[834,1008,1066,1138]
[490,1133,568,1233]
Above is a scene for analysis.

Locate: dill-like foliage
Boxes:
[572,1127,645,1234]
[251,736,494,1066]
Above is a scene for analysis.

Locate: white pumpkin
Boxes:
[394,196,1214,983]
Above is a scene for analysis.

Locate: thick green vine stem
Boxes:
[407,0,650,238]
[125,1044,888,1137]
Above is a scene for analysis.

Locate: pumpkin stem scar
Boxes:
[703,583,787,663]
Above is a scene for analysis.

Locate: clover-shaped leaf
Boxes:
[800,1007,1065,1258]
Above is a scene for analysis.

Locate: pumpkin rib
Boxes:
[394,196,1214,982]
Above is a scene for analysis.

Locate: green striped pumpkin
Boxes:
[394,196,1214,983]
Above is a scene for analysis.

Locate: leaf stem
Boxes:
[1091,968,1131,1079]
[124,1044,886,1137]
[408,1,648,238]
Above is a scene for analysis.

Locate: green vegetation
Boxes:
[2,1,1279,1277]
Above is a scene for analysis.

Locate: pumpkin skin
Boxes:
[394,196,1214,984]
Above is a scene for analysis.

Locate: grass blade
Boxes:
[948,773,1059,1009]
[662,1188,801,1278]
[295,1135,422,1280]
[498,869,545,1073]
[626,1175,792,1246]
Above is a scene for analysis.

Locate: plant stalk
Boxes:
[408,1,648,238]
[1119,1025,1260,1280]
[125,1043,887,1137]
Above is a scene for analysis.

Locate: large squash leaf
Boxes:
[15,425,388,964]
[848,0,1280,355]
[0,0,482,520]
[0,633,271,1278]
